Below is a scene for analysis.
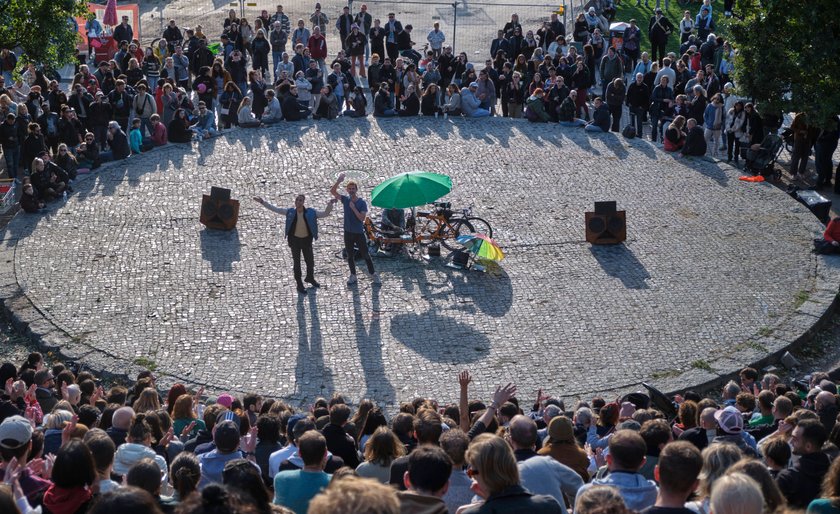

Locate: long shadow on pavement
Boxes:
[389,309,491,363]
[293,292,335,403]
[199,227,241,272]
[353,286,395,401]
[589,243,651,290]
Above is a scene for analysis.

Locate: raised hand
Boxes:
[458,370,472,389]
[492,383,516,406]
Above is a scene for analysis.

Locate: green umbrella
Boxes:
[371,171,452,209]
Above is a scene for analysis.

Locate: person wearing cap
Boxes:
[460,82,490,118]
[648,8,674,65]
[710,406,757,457]
[310,3,328,33]
[346,24,367,77]
[537,416,590,483]
[0,414,51,506]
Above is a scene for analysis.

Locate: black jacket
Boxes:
[777,452,831,508]
[322,423,360,468]
[460,485,563,514]
[281,94,309,121]
[682,125,706,156]
[626,82,650,109]
[0,120,17,150]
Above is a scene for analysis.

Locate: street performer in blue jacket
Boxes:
[254,193,335,294]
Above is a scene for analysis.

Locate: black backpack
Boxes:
[622,124,636,139]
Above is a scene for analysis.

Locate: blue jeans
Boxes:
[585,123,607,132]
[560,120,587,127]
[272,51,282,79]
[3,146,19,179]
[146,76,159,92]
[468,109,491,118]
[376,109,397,117]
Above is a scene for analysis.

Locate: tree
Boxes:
[0,0,88,71]
[729,0,840,128]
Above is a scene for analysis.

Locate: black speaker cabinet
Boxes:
[585,201,626,244]
[200,187,240,230]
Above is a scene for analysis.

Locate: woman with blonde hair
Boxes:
[460,433,562,513]
[710,473,764,514]
[356,426,404,483]
[132,387,161,413]
[687,443,743,514]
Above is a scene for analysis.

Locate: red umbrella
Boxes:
[103,0,118,27]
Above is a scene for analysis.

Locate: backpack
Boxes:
[622,124,636,139]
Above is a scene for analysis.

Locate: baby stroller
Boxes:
[743,134,784,181]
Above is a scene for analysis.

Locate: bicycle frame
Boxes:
[364,211,461,247]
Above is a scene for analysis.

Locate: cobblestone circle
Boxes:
[1,117,839,409]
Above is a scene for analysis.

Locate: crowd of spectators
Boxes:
[2,352,840,514]
[4,0,832,213]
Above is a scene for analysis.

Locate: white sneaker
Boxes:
[347,274,357,285]
[372,272,381,285]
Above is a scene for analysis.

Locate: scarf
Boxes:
[43,485,92,514]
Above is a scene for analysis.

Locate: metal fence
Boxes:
[139,0,589,62]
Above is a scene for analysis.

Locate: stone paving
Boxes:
[1,117,839,410]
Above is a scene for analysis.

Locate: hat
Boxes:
[588,7,595,13]
[724,82,734,91]
[655,7,663,13]
[0,415,33,449]
[5,112,15,119]
[547,416,575,444]
[287,413,306,436]
[714,406,743,435]
[216,393,234,408]
[34,370,53,386]
[213,420,240,451]
[351,23,359,29]
[469,82,478,88]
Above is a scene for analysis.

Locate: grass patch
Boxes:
[651,368,682,379]
[133,356,158,371]
[757,327,773,337]
[691,359,713,372]
[615,0,728,55]
[794,290,811,309]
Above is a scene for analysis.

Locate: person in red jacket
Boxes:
[814,218,840,254]
[307,26,328,77]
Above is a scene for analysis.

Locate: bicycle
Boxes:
[411,202,493,251]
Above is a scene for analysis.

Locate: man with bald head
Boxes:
[107,406,135,448]
[815,391,838,433]
[677,407,717,451]
[508,415,583,514]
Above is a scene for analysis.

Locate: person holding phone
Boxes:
[254,193,335,294]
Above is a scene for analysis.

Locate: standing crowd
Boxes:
[2,353,840,514]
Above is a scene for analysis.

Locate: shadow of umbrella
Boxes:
[390,311,491,363]
[200,228,241,272]
[589,244,650,290]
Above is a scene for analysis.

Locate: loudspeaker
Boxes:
[200,187,240,230]
[452,250,470,267]
[585,201,626,244]
[427,244,441,257]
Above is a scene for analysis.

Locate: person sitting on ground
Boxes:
[460,82,491,118]
[815,217,840,255]
[576,486,633,514]
[356,426,405,483]
[398,84,420,117]
[167,109,193,143]
[19,180,44,213]
[30,157,66,201]
[126,457,177,513]
[345,86,367,118]
[308,476,400,514]
[374,82,396,117]
[198,414,257,489]
[577,430,658,511]
[538,415,590,483]
[680,118,707,157]
[643,441,702,514]
[113,414,169,481]
[190,101,218,139]
[664,116,687,152]
[313,85,339,120]
[282,83,311,121]
[558,90,587,127]
[585,97,610,133]
[526,88,551,123]
[237,97,263,128]
[129,118,153,154]
[441,84,461,116]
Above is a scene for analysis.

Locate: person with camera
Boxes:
[253,193,335,294]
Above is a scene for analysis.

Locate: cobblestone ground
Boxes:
[1,117,838,409]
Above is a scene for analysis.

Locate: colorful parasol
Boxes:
[371,171,452,209]
[456,233,505,262]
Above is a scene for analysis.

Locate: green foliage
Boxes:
[730,0,840,128]
[0,0,88,70]
[616,0,727,54]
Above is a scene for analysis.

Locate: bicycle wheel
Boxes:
[442,219,475,251]
[416,217,442,246]
[466,217,493,238]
